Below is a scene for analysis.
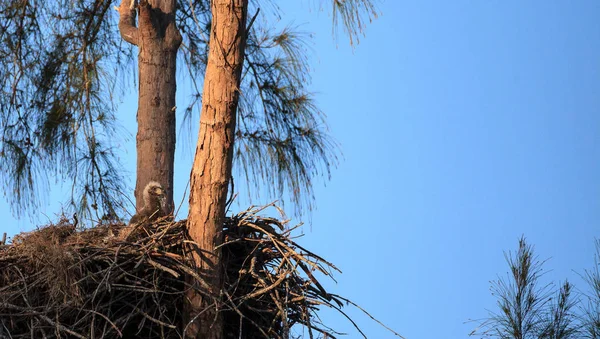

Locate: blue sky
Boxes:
[2,1,600,338]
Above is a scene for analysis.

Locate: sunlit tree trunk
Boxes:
[185,0,249,338]
[118,0,181,212]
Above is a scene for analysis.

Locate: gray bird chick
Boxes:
[129,181,168,225]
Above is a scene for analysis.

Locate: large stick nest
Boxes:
[0,205,357,339]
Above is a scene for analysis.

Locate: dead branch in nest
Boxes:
[0,206,404,338]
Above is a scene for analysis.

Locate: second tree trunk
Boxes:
[185,1,249,338]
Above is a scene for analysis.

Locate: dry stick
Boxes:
[147,258,180,278]
[239,202,278,224]
[149,250,183,261]
[174,178,190,219]
[327,303,369,339]
[269,287,288,333]
[248,222,330,283]
[336,296,406,338]
[244,238,319,335]
[297,261,331,301]
[124,302,177,329]
[82,308,123,337]
[289,239,340,272]
[0,302,47,312]
[243,270,288,301]
[38,314,86,339]
[222,289,272,339]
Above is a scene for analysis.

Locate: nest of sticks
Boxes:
[0,205,360,339]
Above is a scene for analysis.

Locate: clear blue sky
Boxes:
[2,1,600,338]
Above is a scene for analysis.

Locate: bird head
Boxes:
[147,182,165,197]
[144,181,167,211]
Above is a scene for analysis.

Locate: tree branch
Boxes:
[117,1,139,46]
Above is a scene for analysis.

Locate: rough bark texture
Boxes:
[185,1,249,338]
[118,0,182,213]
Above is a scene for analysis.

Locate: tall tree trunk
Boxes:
[117,0,181,213]
[185,1,249,338]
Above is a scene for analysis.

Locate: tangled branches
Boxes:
[0,206,398,338]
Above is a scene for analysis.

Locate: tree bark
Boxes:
[185,1,249,338]
[117,0,181,213]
